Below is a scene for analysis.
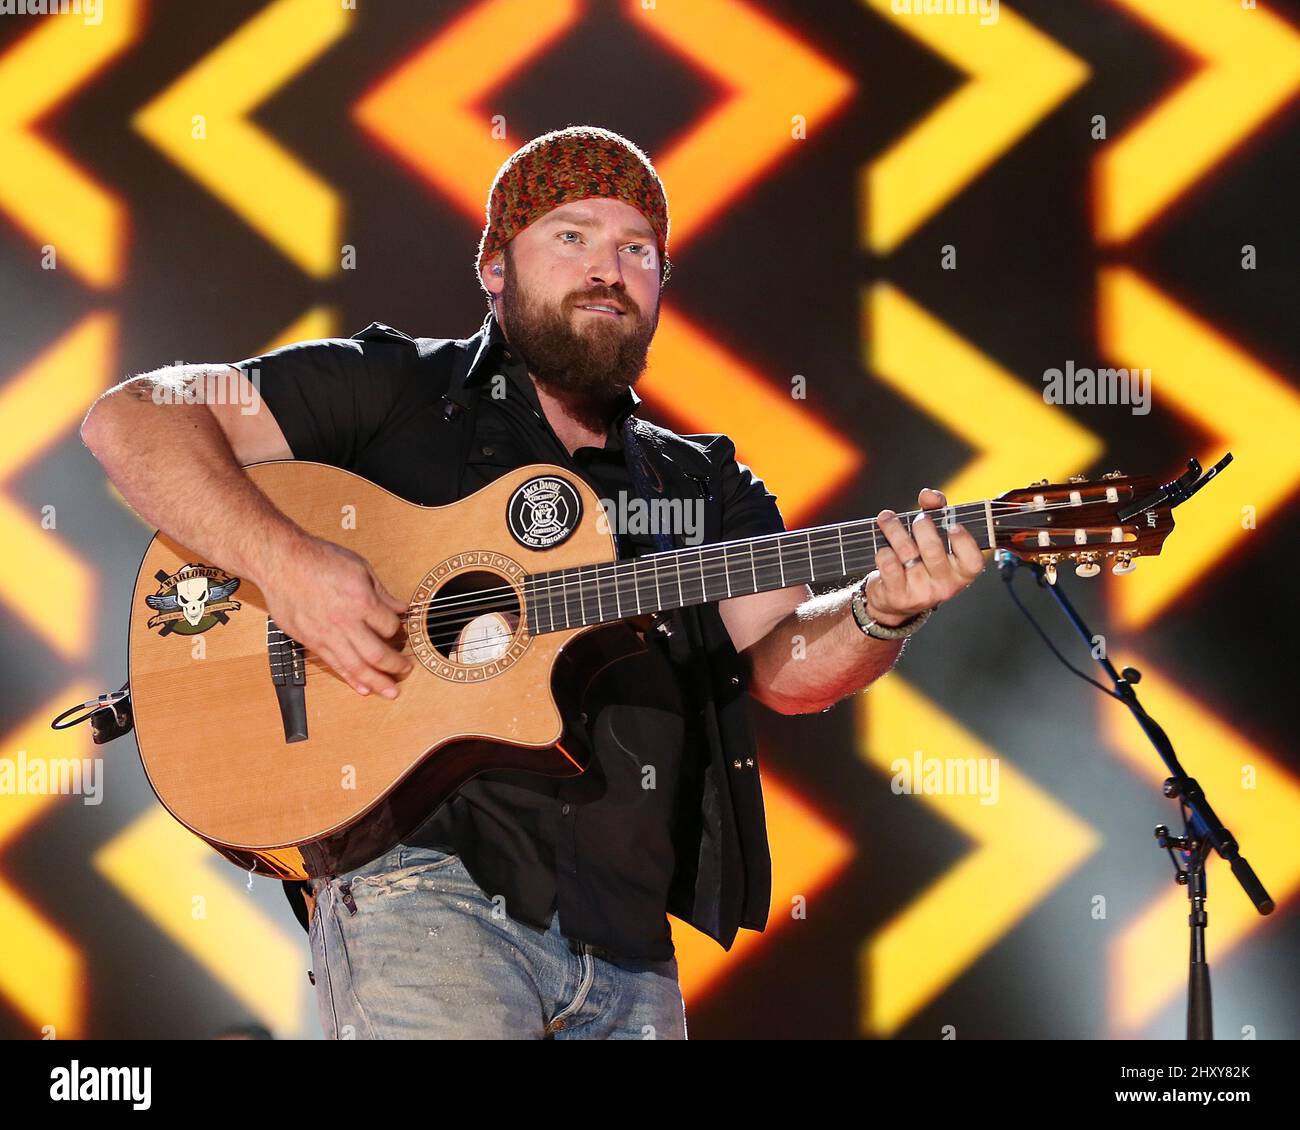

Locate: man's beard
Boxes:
[498,256,657,429]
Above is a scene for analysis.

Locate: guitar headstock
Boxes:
[993,468,1179,584]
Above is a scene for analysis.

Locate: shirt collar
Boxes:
[464,311,644,444]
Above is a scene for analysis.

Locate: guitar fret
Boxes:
[941,505,955,554]
[525,498,1014,634]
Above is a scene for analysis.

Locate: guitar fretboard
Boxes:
[522,504,1002,635]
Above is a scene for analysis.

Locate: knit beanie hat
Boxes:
[476,125,671,292]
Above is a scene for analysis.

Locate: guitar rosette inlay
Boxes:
[407,552,529,682]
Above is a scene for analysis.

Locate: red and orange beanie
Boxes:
[476,125,671,290]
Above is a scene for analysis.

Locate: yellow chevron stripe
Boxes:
[868,283,1102,502]
[864,0,1088,252]
[1098,268,1300,627]
[133,0,353,277]
[0,313,112,660]
[95,808,305,1037]
[0,685,95,1036]
[1097,0,1300,243]
[0,0,139,286]
[858,677,1101,1034]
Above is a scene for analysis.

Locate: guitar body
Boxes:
[128,460,643,881]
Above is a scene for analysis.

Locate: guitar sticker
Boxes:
[506,475,582,550]
[145,563,242,635]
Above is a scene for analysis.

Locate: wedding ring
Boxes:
[903,556,923,570]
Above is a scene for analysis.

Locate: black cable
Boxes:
[1001,569,1121,700]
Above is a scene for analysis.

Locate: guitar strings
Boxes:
[272,495,1122,671]
[269,495,1128,677]
[397,494,1104,626]
[394,498,1043,623]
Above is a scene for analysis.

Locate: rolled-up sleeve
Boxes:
[693,433,786,540]
[231,338,410,468]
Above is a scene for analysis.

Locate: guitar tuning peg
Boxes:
[1112,552,1137,575]
[1041,556,1059,585]
[1068,473,1087,484]
[1075,554,1100,578]
[1101,470,1125,480]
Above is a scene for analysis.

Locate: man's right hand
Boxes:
[261,534,414,699]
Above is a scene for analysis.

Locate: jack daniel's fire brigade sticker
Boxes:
[506,475,582,549]
[144,563,242,635]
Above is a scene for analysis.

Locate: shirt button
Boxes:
[481,444,494,456]
[729,674,741,686]
[561,804,571,816]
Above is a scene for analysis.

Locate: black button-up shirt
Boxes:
[405,320,696,959]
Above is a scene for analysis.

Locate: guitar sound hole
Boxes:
[425,570,522,665]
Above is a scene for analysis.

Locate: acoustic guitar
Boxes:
[127,456,1227,881]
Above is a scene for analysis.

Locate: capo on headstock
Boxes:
[1116,453,1233,522]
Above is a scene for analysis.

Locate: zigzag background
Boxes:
[0,0,1297,1039]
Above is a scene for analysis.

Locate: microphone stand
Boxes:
[997,553,1274,1040]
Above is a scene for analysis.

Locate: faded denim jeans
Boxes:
[307,844,687,1040]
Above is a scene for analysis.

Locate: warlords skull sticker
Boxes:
[506,475,582,550]
[145,563,242,635]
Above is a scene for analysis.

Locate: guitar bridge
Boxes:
[267,617,308,743]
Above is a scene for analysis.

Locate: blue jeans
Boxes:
[307,844,687,1039]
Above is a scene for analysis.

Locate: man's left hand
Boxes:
[863,487,986,628]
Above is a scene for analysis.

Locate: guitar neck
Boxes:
[522,500,1004,635]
